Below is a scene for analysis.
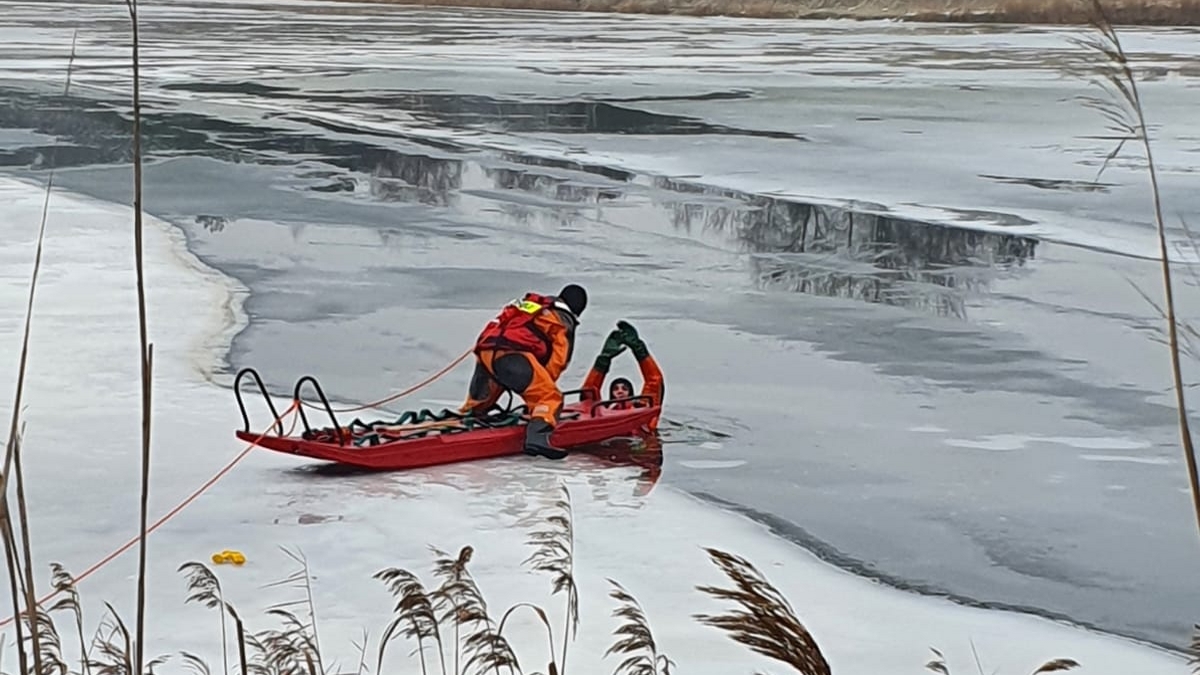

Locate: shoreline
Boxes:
[322,0,1200,26]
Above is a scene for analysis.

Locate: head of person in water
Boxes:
[609,377,635,400]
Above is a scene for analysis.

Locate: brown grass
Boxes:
[323,0,1200,25]
[0,481,1095,675]
[926,647,1080,675]
[518,484,579,675]
[604,580,674,675]
[694,548,830,675]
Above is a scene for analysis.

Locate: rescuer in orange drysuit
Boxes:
[580,320,664,431]
[461,284,588,459]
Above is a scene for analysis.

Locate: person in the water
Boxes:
[580,321,664,429]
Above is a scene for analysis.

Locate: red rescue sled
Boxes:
[233,368,659,471]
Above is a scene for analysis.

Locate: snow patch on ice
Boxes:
[679,459,747,469]
[945,433,1153,452]
[944,434,1030,451]
[1079,454,1173,466]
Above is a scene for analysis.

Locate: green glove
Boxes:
[593,329,626,373]
[617,320,650,360]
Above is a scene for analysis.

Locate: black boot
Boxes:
[523,419,567,460]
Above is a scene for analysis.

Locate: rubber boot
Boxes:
[523,419,567,460]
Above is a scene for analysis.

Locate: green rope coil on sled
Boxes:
[300,406,530,447]
[299,402,587,448]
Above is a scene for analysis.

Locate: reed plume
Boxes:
[1070,0,1200,536]
[1189,623,1199,674]
[694,547,830,675]
[179,562,248,675]
[926,647,1079,675]
[520,485,578,673]
[429,545,521,675]
[603,580,673,675]
[48,563,90,675]
[374,566,444,675]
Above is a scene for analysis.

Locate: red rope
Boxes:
[301,348,472,414]
[0,399,301,629]
[0,350,474,629]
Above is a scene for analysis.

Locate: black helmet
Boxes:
[558,284,587,317]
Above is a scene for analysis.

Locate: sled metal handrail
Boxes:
[293,375,345,446]
[234,366,285,435]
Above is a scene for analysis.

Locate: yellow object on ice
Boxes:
[211,550,246,565]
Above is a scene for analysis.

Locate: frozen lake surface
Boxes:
[1,0,1199,659]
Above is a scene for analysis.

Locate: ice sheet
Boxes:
[0,175,1187,673]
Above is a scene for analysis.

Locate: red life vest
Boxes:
[474,292,560,362]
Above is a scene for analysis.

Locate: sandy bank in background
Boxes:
[326,0,1200,25]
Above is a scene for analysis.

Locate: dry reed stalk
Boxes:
[520,485,578,674]
[1188,624,1199,674]
[249,608,322,675]
[177,559,258,672]
[179,562,230,671]
[180,651,213,675]
[264,547,326,675]
[1069,0,1200,539]
[2,518,30,675]
[349,629,369,675]
[121,0,155,669]
[496,603,556,675]
[230,604,249,675]
[1033,659,1083,673]
[694,547,830,675]
[604,580,673,675]
[925,647,1079,674]
[13,424,45,675]
[429,545,520,675]
[48,563,91,675]
[0,28,79,675]
[374,566,444,675]
[22,603,68,675]
[88,603,133,675]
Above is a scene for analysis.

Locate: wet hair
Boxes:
[609,377,635,398]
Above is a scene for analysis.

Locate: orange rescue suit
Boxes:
[581,353,664,431]
[462,293,579,426]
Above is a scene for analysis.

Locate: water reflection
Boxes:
[477,157,1038,320]
[577,434,664,499]
[367,152,463,207]
[485,165,624,205]
[0,83,1039,320]
[654,177,1038,319]
[289,435,663,506]
[196,214,229,233]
